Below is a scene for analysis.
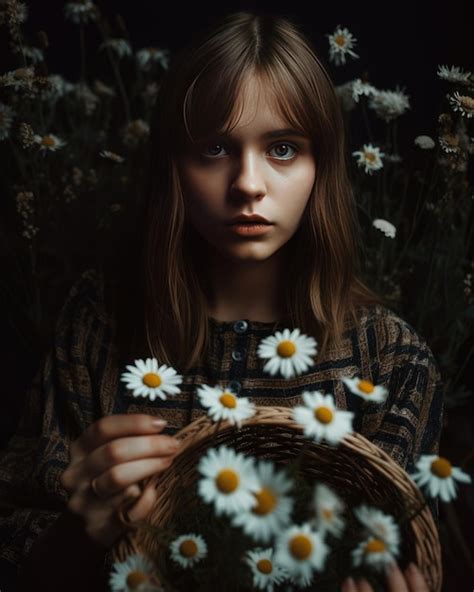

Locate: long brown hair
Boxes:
[103,11,387,373]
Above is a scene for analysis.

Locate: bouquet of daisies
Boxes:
[108,326,471,592]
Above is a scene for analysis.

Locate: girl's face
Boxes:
[178,75,316,264]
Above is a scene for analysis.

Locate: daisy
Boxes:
[368,87,411,122]
[20,46,44,64]
[244,547,289,591]
[439,133,460,154]
[136,47,170,70]
[231,460,294,543]
[33,133,66,152]
[351,536,397,572]
[448,91,474,119]
[120,358,183,402]
[100,149,125,163]
[100,38,133,59]
[353,505,400,551]
[0,67,35,91]
[257,328,318,379]
[123,119,150,148]
[414,135,435,150]
[292,391,354,445]
[197,384,256,428]
[372,218,396,239]
[0,102,15,141]
[0,1,28,25]
[352,143,384,175]
[312,483,345,538]
[352,79,378,103]
[42,74,75,101]
[326,25,359,66]
[169,533,208,568]
[274,523,329,588]
[437,65,471,85]
[109,552,158,592]
[64,0,97,25]
[410,455,472,502]
[341,376,388,404]
[198,445,260,516]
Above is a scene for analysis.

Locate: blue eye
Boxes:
[201,142,299,161]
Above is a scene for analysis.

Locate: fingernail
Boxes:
[151,418,167,429]
[407,562,417,574]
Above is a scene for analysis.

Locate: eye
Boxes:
[200,142,299,161]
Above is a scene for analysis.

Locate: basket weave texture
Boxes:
[110,406,442,591]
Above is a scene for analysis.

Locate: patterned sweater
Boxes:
[0,267,445,585]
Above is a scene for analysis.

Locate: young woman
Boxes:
[0,10,442,591]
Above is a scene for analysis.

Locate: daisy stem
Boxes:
[360,100,373,144]
[79,25,86,83]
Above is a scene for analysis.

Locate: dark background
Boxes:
[1,0,473,589]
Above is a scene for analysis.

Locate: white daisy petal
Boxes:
[120,357,183,402]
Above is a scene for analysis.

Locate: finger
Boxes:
[355,578,373,592]
[341,576,357,592]
[72,414,168,459]
[124,482,158,523]
[91,455,175,498]
[385,562,410,592]
[70,433,180,487]
[404,563,429,592]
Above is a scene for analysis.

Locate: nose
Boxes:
[229,150,267,201]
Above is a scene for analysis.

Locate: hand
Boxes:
[341,562,429,592]
[60,414,181,548]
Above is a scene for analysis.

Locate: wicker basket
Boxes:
[110,406,442,591]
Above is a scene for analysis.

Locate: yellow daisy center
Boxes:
[142,372,162,387]
[42,136,56,147]
[252,487,277,515]
[459,95,474,111]
[335,34,346,47]
[126,571,149,589]
[289,534,313,560]
[430,457,452,478]
[314,406,334,424]
[147,47,158,54]
[216,468,239,493]
[179,539,198,558]
[365,538,386,553]
[277,340,296,358]
[365,151,376,163]
[219,392,237,408]
[256,558,273,574]
[14,68,30,79]
[322,508,333,521]
[358,379,375,394]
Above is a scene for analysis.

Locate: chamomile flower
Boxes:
[123,119,150,148]
[437,65,471,84]
[20,46,44,64]
[169,533,208,568]
[33,133,66,152]
[100,38,132,59]
[0,102,15,141]
[197,384,256,428]
[100,149,125,163]
[372,218,396,239]
[352,79,378,103]
[351,536,397,572]
[414,135,436,150]
[353,505,400,551]
[64,0,97,25]
[244,548,289,592]
[326,25,359,66]
[292,391,354,445]
[136,47,170,70]
[410,455,472,502]
[197,445,260,516]
[231,460,294,543]
[274,523,329,588]
[120,358,183,402]
[312,483,345,538]
[368,87,411,122]
[257,328,318,379]
[341,376,388,404]
[109,552,158,592]
[352,143,385,175]
[448,91,474,119]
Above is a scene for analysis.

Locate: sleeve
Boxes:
[360,310,445,524]
[0,268,110,579]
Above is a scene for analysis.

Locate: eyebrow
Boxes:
[212,128,309,140]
